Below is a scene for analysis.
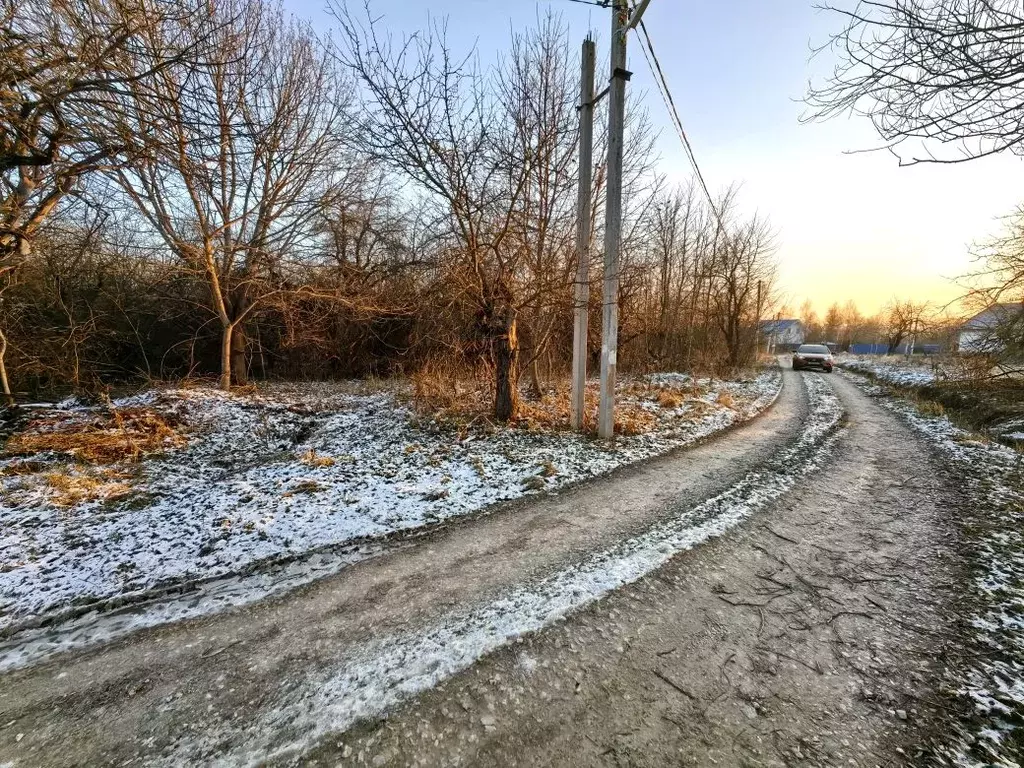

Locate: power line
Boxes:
[634,18,725,231]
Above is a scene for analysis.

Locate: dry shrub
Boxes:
[657,390,685,409]
[45,469,134,507]
[299,448,335,468]
[407,360,502,431]
[6,408,186,463]
[285,479,325,496]
[408,369,684,437]
[615,407,657,436]
[515,386,573,431]
[411,360,467,414]
[515,380,667,435]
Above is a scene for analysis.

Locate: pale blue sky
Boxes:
[286,0,1024,316]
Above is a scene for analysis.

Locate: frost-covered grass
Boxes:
[836,354,942,388]
[838,355,1024,448]
[841,371,1024,767]
[0,371,779,636]
[156,374,843,766]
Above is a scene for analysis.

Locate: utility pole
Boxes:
[753,279,763,362]
[598,0,631,440]
[571,38,596,432]
[591,0,650,439]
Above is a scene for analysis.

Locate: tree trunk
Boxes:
[492,308,519,422]
[220,323,233,390]
[0,325,13,407]
[529,357,542,400]
[231,322,248,386]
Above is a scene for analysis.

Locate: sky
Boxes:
[284,0,1024,318]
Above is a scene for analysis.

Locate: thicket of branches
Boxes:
[2,0,779,419]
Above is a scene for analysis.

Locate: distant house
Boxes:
[759,319,804,352]
[958,303,1024,354]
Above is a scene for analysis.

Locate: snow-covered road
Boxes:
[0,369,1008,767]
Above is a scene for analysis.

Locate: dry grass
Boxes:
[716,391,735,409]
[657,390,685,409]
[44,469,134,507]
[299,448,335,468]
[410,361,483,415]
[515,383,659,435]
[284,479,325,496]
[5,408,186,464]
[405,367,732,438]
[614,407,658,436]
[916,399,946,418]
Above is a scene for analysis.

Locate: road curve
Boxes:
[294,371,963,768]
[0,370,966,766]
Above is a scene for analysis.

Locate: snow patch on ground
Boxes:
[841,370,1024,768]
[836,355,939,388]
[157,374,843,767]
[0,372,779,649]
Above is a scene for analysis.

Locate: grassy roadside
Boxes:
[839,366,1024,767]
[837,362,1024,451]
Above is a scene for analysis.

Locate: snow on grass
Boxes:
[841,370,1024,768]
[836,354,940,388]
[0,371,780,641]
[157,374,843,767]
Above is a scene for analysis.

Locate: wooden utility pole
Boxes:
[571,38,596,432]
[598,0,630,440]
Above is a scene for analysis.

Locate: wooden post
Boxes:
[598,1,630,440]
[571,38,596,432]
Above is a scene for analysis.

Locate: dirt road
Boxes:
[0,370,968,767]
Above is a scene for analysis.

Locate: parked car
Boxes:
[792,344,834,373]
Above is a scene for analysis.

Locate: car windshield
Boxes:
[797,345,830,355]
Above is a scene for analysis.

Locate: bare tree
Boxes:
[712,208,778,370]
[883,298,929,354]
[331,5,598,420]
[968,205,1024,304]
[496,15,580,399]
[823,302,843,344]
[807,1,1024,164]
[114,0,352,389]
[839,299,864,350]
[0,0,199,402]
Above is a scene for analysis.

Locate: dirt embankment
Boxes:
[917,379,1024,438]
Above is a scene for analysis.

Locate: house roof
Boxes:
[759,319,802,334]
[962,302,1024,330]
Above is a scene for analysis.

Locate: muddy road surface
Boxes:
[0,369,968,767]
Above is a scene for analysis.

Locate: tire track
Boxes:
[0,370,818,767]
[155,374,844,766]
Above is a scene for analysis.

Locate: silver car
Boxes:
[792,344,834,372]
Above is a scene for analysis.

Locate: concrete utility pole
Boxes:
[754,279,763,361]
[597,0,631,440]
[571,38,596,432]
